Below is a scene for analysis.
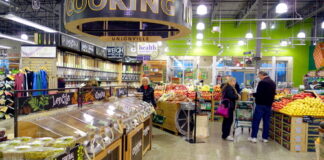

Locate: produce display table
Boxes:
[124,123,144,160]
[270,111,324,152]
[143,116,152,156]
[94,138,122,160]
[154,101,181,135]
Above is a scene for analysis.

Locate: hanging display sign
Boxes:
[64,0,192,42]
[137,55,151,61]
[107,47,124,59]
[137,43,158,55]
[60,35,80,51]
[81,42,95,55]
[96,47,107,58]
[21,46,56,58]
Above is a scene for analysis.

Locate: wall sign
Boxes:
[64,0,192,42]
[81,42,95,55]
[21,46,56,58]
[18,92,74,114]
[137,43,158,55]
[107,47,124,59]
[60,35,80,51]
[96,47,107,58]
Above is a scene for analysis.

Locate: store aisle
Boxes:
[144,122,315,160]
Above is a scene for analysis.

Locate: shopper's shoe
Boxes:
[225,136,234,141]
[262,139,269,143]
[248,137,257,143]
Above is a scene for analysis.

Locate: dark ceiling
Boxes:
[0,0,323,36]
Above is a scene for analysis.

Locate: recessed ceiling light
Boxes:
[261,22,267,30]
[297,31,306,38]
[197,4,207,15]
[196,22,205,30]
[238,40,245,46]
[280,40,288,46]
[245,32,253,39]
[276,3,288,14]
[196,41,202,47]
[196,33,203,40]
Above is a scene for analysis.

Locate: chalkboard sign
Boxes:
[303,116,314,123]
[93,88,106,100]
[96,47,107,58]
[131,129,143,160]
[116,88,128,97]
[55,144,83,160]
[107,47,124,59]
[18,92,74,114]
[60,35,80,51]
[81,42,95,55]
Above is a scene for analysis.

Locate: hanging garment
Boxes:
[40,70,48,95]
[14,73,25,97]
[26,71,34,90]
[32,72,42,96]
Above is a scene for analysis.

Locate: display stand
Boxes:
[142,116,152,156]
[94,139,122,160]
[124,123,144,160]
[154,101,180,135]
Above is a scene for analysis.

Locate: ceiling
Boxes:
[0,0,323,38]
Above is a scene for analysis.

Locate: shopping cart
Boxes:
[233,101,254,136]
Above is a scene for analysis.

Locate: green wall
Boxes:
[166,19,313,86]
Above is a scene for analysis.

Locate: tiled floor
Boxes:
[143,122,315,160]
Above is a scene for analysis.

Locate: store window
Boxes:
[276,61,288,82]
[173,60,193,78]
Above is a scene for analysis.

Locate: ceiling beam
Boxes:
[235,0,259,27]
[286,3,324,28]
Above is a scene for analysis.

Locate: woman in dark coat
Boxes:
[221,77,240,141]
[138,77,156,108]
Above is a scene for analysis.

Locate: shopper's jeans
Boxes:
[222,107,235,139]
[251,104,271,139]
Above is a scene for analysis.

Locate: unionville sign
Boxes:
[64,0,192,42]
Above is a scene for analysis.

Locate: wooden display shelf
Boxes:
[94,138,122,160]
[124,123,144,160]
[143,116,152,156]
[270,111,324,152]
[154,102,181,135]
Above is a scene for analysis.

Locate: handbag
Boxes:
[216,99,230,118]
[153,109,166,125]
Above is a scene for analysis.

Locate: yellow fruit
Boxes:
[279,97,324,116]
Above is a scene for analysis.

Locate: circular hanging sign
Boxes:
[64,0,192,42]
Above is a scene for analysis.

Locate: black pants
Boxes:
[222,107,235,139]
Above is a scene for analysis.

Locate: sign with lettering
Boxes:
[137,55,151,61]
[131,129,143,160]
[93,88,106,100]
[18,92,74,114]
[107,47,124,59]
[96,47,107,58]
[81,42,95,55]
[55,144,83,160]
[137,43,158,55]
[116,88,128,97]
[60,35,80,51]
[21,46,56,58]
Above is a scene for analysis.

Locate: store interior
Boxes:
[0,0,323,160]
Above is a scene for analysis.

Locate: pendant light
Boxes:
[276,3,288,14]
[245,32,253,39]
[196,22,205,30]
[297,31,306,38]
[197,5,207,15]
[196,33,203,40]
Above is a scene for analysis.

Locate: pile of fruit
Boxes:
[154,85,165,99]
[187,91,196,100]
[165,84,188,96]
[279,97,324,116]
[275,92,288,100]
[158,92,191,103]
[200,85,211,92]
[201,91,212,100]
[272,98,293,111]
[213,85,221,92]
[213,85,222,101]
[292,92,315,100]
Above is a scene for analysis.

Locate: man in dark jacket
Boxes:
[249,71,276,143]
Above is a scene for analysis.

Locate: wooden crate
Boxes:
[94,138,122,160]
[153,102,180,135]
[271,111,324,152]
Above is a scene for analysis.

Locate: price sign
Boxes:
[81,42,95,55]
[96,47,107,58]
[303,116,314,123]
[107,47,124,59]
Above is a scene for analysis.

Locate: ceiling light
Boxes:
[164,47,169,52]
[321,21,324,29]
[0,45,11,49]
[297,31,306,38]
[245,32,253,39]
[157,41,162,46]
[196,33,203,40]
[196,22,205,30]
[0,33,35,44]
[21,34,28,40]
[276,3,288,14]
[197,4,207,15]
[196,41,202,47]
[2,14,57,33]
[238,40,245,46]
[280,40,288,46]
[271,24,275,29]
[261,22,267,30]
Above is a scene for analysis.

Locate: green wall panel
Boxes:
[166,19,313,86]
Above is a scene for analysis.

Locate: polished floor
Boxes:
[143,122,315,160]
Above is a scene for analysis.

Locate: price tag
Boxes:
[302,116,314,123]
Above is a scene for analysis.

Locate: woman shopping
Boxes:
[137,77,157,108]
[221,77,240,141]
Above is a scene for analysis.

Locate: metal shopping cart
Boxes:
[233,101,254,136]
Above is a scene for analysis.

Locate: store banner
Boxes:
[60,34,80,51]
[107,47,124,59]
[81,41,95,55]
[21,46,56,58]
[137,43,158,55]
[18,92,74,114]
[96,47,107,58]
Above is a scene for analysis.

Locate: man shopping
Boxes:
[249,71,276,143]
